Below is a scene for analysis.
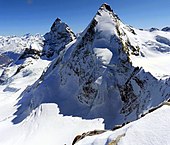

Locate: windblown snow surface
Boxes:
[0,3,170,145]
[75,105,170,145]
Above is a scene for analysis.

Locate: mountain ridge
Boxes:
[9,3,170,129]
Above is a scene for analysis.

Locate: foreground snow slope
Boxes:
[75,104,170,145]
[0,103,103,145]
[0,3,170,145]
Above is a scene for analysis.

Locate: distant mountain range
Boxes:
[0,3,170,145]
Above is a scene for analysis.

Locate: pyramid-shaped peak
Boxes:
[100,3,113,12]
[51,17,65,31]
[44,17,76,49]
[55,17,61,22]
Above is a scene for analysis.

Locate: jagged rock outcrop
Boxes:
[149,27,159,32]
[72,130,106,145]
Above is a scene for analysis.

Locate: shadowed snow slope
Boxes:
[0,3,170,145]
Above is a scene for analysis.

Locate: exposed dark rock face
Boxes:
[149,27,159,32]
[72,130,106,145]
[162,27,170,32]
[18,47,41,60]
[100,3,113,12]
[155,35,170,47]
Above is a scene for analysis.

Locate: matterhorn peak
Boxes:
[43,18,76,57]
[50,18,61,31]
[45,17,76,43]
[50,17,66,32]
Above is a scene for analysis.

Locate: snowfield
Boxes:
[0,3,170,145]
[0,103,104,145]
[128,29,170,79]
[75,105,170,145]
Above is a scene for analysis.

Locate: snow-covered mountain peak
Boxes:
[1,4,170,145]
[80,3,124,54]
[92,3,137,57]
[96,3,120,25]
[100,3,112,11]
[50,17,75,38]
[82,3,122,38]
[9,4,169,132]
[99,3,120,18]
[8,4,170,131]
[99,3,120,20]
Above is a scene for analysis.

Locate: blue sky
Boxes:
[0,0,170,36]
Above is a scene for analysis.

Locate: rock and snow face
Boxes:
[44,18,76,45]
[43,18,76,58]
[0,3,170,145]
[14,3,170,128]
[162,27,170,32]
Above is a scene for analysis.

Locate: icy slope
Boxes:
[75,104,170,145]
